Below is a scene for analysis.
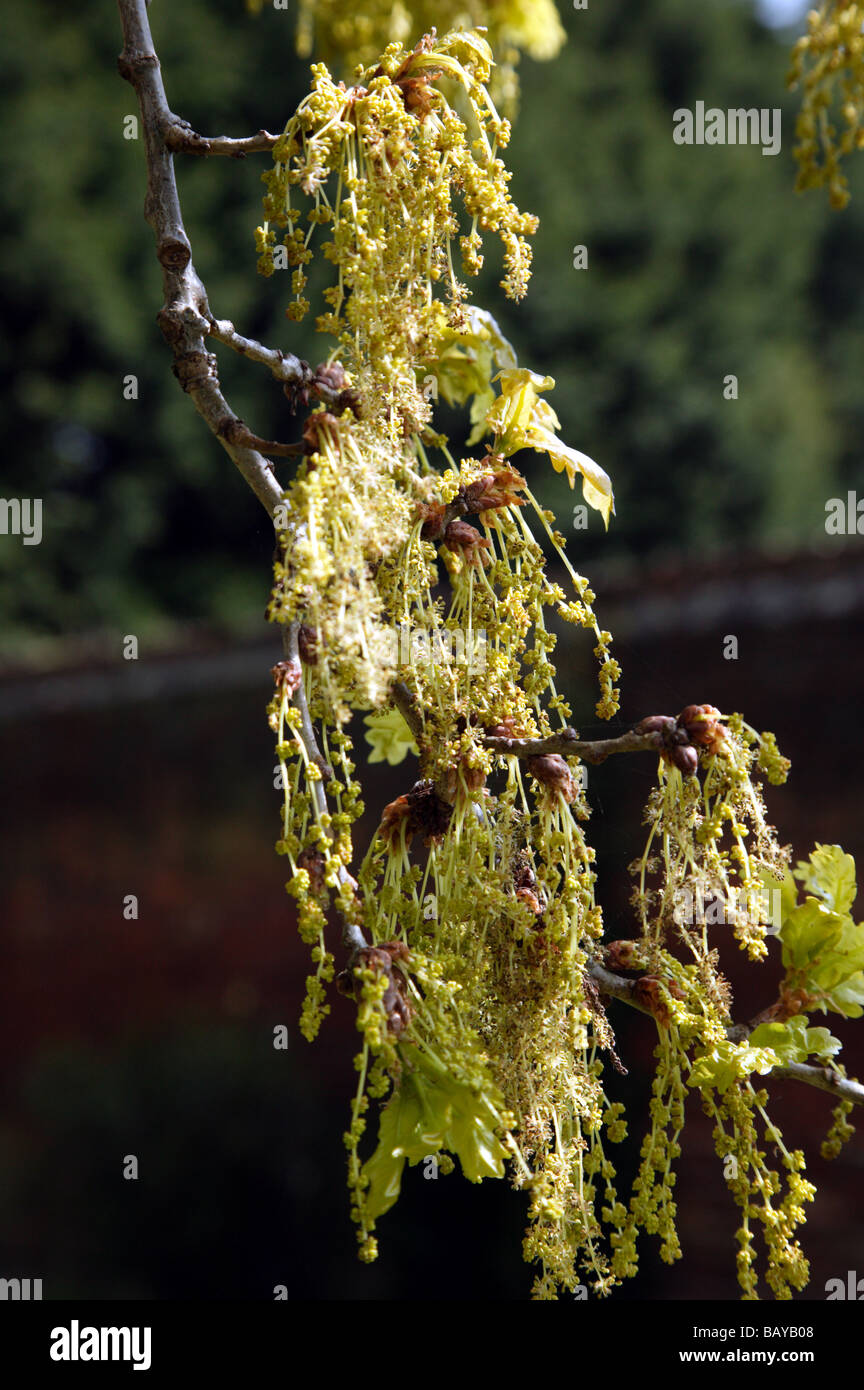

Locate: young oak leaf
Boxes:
[807,915,864,1017]
[362,1043,509,1223]
[362,1081,429,1224]
[778,845,864,1017]
[403,1044,509,1183]
[748,1016,842,1065]
[794,844,858,917]
[364,708,419,765]
[780,898,847,974]
[478,367,615,528]
[428,307,517,416]
[780,903,864,1017]
[687,1039,778,1094]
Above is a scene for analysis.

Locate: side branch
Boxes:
[282,622,332,785]
[483,726,663,765]
[208,318,312,389]
[392,679,427,743]
[164,123,280,157]
[771,1061,864,1108]
[207,319,347,411]
[588,960,655,1017]
[116,0,307,517]
[588,960,864,1111]
[119,0,363,957]
[392,677,667,766]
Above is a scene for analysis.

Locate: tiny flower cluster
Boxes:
[274,0,567,111]
[789,0,864,207]
[257,31,537,436]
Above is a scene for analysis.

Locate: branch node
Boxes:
[117,51,158,84]
[156,236,192,271]
[170,349,218,392]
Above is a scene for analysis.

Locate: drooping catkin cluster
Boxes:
[789,0,864,207]
[260,28,861,1300]
[610,716,862,1298]
[246,0,566,111]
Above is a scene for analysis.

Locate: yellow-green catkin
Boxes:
[789,1,864,207]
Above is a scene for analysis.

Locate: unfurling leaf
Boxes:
[362,1043,509,1223]
[749,1017,842,1065]
[364,709,419,765]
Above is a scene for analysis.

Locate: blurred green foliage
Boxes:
[506,0,864,562]
[2,0,863,651]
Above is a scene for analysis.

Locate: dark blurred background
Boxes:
[1,0,862,1300]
